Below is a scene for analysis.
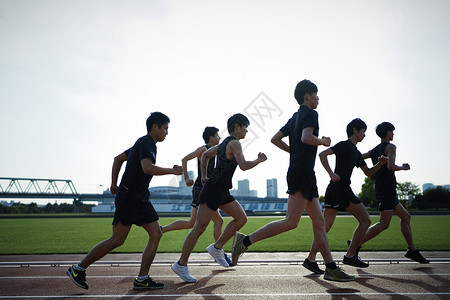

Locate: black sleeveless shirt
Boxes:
[193,145,216,188]
[370,142,397,198]
[209,136,238,189]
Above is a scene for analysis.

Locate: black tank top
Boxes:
[193,145,216,188]
[370,142,397,197]
[210,136,238,189]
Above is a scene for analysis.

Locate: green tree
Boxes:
[424,186,450,209]
[359,177,377,208]
[412,194,430,210]
[396,181,420,208]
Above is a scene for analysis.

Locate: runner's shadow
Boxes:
[304,274,367,300]
[357,267,449,300]
[414,266,450,294]
[355,269,413,300]
[122,272,226,299]
[170,268,231,299]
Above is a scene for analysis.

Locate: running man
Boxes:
[232,80,355,282]
[358,122,428,263]
[161,127,233,265]
[303,118,387,274]
[67,112,183,290]
[171,113,267,283]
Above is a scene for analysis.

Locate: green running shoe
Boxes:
[324,267,355,282]
[232,232,248,266]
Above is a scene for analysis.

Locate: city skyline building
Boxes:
[231,179,257,197]
[266,178,278,198]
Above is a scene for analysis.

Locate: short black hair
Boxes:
[227,113,250,134]
[346,118,367,137]
[375,122,395,138]
[294,79,318,105]
[202,126,219,144]
[146,112,170,133]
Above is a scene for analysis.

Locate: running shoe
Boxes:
[324,267,355,282]
[133,276,164,290]
[342,255,369,268]
[302,259,324,274]
[66,264,88,289]
[405,248,429,264]
[206,244,229,267]
[171,262,197,283]
[232,232,248,266]
[224,253,234,267]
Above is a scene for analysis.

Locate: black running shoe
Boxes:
[347,239,362,256]
[133,276,164,290]
[66,265,88,289]
[343,255,369,268]
[302,259,324,274]
[405,248,429,264]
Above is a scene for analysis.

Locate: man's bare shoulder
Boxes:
[226,139,242,153]
[386,143,397,150]
[385,143,397,155]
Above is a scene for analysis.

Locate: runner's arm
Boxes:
[141,158,183,176]
[111,152,128,194]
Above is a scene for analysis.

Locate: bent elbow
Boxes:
[301,136,312,145]
[239,163,251,171]
[142,169,153,176]
[239,165,249,171]
[113,156,123,164]
[142,166,156,176]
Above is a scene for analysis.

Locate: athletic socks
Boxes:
[243,236,252,247]
[137,275,148,281]
[74,264,86,271]
[325,262,338,270]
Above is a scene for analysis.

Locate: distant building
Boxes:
[149,186,180,194]
[238,179,250,196]
[231,179,257,197]
[266,178,278,198]
[423,183,450,192]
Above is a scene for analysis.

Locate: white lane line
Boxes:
[1,273,450,279]
[1,292,450,298]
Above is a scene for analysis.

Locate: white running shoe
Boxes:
[206,243,229,268]
[171,262,197,283]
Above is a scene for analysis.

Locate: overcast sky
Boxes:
[1,0,449,202]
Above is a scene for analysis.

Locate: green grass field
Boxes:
[0,216,449,255]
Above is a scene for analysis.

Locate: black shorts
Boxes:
[198,181,235,211]
[112,186,159,226]
[286,171,318,201]
[191,186,202,208]
[378,196,399,211]
[324,182,361,212]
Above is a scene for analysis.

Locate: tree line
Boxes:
[0,201,94,214]
[359,178,450,210]
[1,181,448,214]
